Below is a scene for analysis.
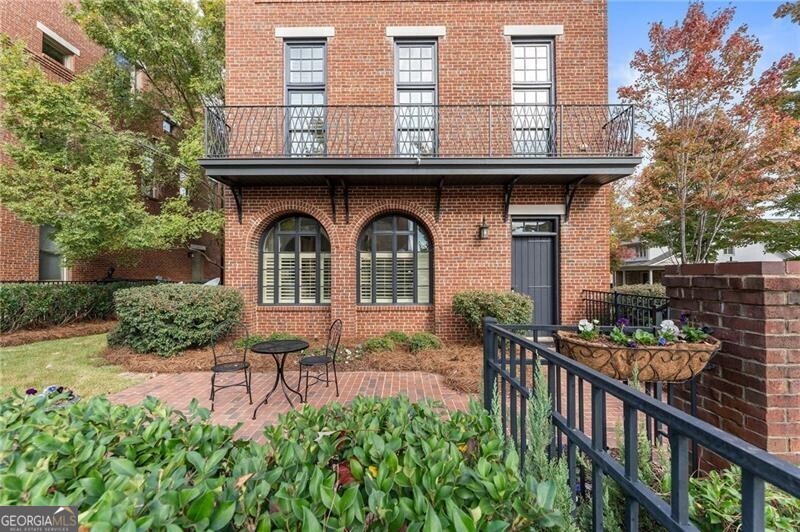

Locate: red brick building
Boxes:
[201,0,640,341]
[0,0,221,283]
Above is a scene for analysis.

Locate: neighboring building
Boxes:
[200,0,640,341]
[0,0,221,283]
[614,240,792,287]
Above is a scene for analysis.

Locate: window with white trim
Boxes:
[42,34,74,70]
[395,41,437,156]
[358,215,432,304]
[285,41,326,155]
[261,215,331,305]
[512,40,554,155]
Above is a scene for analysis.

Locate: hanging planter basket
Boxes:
[554,331,721,383]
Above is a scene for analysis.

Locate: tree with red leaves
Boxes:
[619,2,800,263]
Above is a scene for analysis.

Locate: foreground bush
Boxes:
[407,331,443,352]
[108,284,243,356]
[0,281,152,332]
[614,283,666,297]
[0,394,566,530]
[453,290,533,338]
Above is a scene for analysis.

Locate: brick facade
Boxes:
[665,262,800,466]
[0,0,221,283]
[223,0,613,342]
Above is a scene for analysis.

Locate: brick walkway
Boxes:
[110,371,472,440]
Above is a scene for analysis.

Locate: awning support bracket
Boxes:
[231,185,243,224]
[326,177,337,223]
[435,178,444,221]
[564,177,587,223]
[341,178,350,224]
[503,177,518,222]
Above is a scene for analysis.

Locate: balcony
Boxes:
[199,104,641,187]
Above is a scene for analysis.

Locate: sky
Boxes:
[608,0,800,102]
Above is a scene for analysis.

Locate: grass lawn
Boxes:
[0,334,145,397]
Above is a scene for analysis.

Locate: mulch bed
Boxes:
[0,321,117,348]
[103,342,483,394]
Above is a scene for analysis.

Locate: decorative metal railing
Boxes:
[203,104,635,159]
[483,320,800,532]
[583,289,670,327]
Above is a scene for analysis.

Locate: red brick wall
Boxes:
[665,262,800,466]
[225,183,609,342]
[223,0,612,341]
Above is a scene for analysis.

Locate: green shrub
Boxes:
[614,283,666,297]
[382,330,409,345]
[362,336,395,353]
[407,331,442,352]
[452,290,533,338]
[0,281,153,332]
[0,393,567,530]
[109,284,243,356]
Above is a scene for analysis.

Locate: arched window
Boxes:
[358,214,432,304]
[260,215,331,304]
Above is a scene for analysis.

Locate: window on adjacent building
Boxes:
[512,40,554,155]
[358,214,432,304]
[395,41,437,156]
[38,225,62,280]
[139,154,161,199]
[42,34,75,70]
[285,41,326,156]
[261,215,331,305]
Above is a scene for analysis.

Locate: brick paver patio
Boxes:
[110,371,472,440]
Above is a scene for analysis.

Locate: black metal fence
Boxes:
[483,319,800,531]
[204,104,636,159]
[583,289,670,327]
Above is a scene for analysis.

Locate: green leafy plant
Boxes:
[108,284,243,356]
[362,336,395,353]
[614,284,666,297]
[0,393,568,530]
[407,332,442,353]
[0,281,154,332]
[382,330,409,345]
[452,290,533,339]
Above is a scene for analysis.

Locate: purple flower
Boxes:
[627,340,637,348]
[616,317,630,327]
[25,388,37,395]
[658,337,668,346]
[680,313,690,325]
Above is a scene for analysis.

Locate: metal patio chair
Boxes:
[297,319,343,401]
[210,321,253,411]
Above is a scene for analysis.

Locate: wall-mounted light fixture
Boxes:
[478,216,490,240]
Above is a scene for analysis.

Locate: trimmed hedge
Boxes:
[614,283,667,298]
[108,284,243,356]
[0,393,566,530]
[453,290,533,338]
[0,282,152,333]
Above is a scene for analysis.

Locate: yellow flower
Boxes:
[458,443,468,453]
[368,465,379,477]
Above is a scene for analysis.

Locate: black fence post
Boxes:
[483,316,498,411]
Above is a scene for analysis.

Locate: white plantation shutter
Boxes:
[320,253,331,303]
[375,254,394,303]
[396,253,414,303]
[278,253,297,303]
[262,253,275,302]
[359,252,372,302]
[416,251,430,304]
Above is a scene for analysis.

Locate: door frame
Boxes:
[510,216,561,325]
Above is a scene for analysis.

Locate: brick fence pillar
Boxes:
[664,262,800,466]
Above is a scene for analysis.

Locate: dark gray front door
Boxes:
[511,218,558,325]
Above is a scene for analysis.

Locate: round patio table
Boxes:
[251,339,309,419]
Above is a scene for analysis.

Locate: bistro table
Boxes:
[251,339,309,419]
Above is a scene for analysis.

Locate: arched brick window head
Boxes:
[358,214,432,304]
[260,215,331,305]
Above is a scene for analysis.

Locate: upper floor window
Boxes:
[395,41,437,156]
[512,40,554,155]
[261,215,331,305]
[42,34,75,70]
[285,41,326,156]
[358,214,432,304]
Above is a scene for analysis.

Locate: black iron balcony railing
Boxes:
[204,104,635,159]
